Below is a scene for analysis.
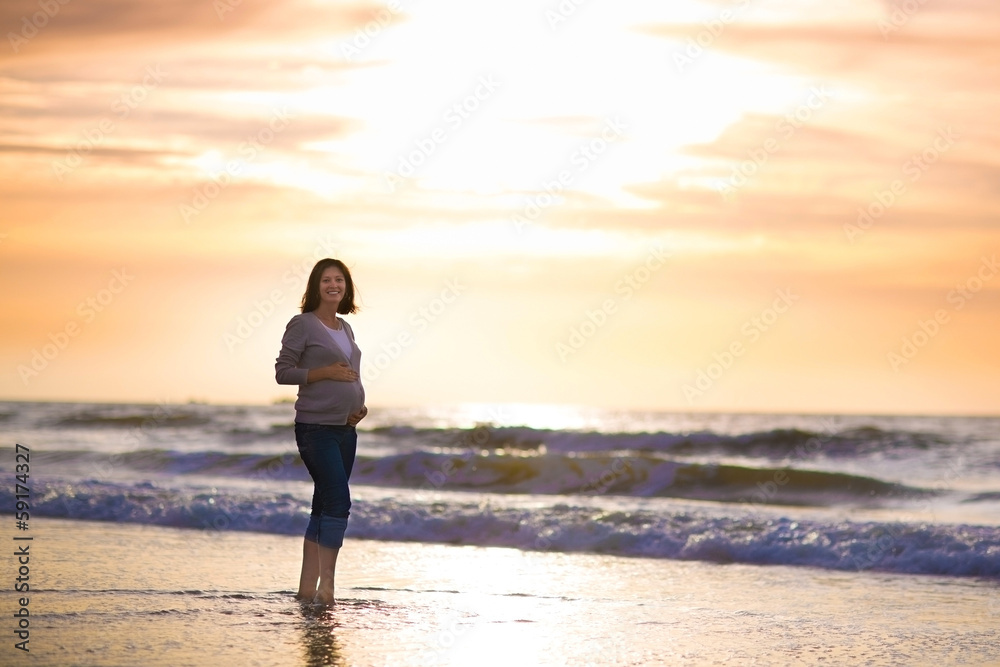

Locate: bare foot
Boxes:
[313,587,335,605]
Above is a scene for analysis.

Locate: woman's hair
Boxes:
[300,258,359,314]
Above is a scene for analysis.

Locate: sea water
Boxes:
[2,400,998,577]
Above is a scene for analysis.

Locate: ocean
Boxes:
[4,401,999,576]
[2,401,999,665]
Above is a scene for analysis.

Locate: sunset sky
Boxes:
[1,0,998,415]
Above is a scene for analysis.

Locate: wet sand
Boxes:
[3,517,998,666]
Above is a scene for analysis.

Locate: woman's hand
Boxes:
[307,362,358,383]
[325,362,359,382]
[347,406,368,426]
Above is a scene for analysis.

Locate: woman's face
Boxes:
[318,267,347,308]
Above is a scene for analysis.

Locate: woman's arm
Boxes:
[275,317,309,385]
[276,316,360,385]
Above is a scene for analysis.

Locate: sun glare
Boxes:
[274,0,816,208]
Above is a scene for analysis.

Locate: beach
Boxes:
[3,516,998,666]
[5,0,1000,661]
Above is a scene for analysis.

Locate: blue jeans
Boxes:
[295,423,357,549]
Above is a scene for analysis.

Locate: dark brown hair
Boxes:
[300,258,359,314]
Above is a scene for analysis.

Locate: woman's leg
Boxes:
[314,544,340,605]
[295,424,357,603]
[296,538,319,600]
[296,483,322,600]
[314,428,354,603]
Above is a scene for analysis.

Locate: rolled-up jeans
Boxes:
[295,423,357,549]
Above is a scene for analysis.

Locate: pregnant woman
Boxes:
[275,258,368,604]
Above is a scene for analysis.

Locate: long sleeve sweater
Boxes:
[274,312,365,425]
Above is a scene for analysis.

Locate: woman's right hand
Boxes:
[323,361,359,382]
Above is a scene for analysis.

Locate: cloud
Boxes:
[650,21,1000,89]
[1,0,394,60]
[631,16,1000,238]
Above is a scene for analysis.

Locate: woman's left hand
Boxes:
[347,406,368,426]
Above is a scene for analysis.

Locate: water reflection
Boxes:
[298,602,346,667]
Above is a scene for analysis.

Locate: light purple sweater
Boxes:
[274,312,365,425]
